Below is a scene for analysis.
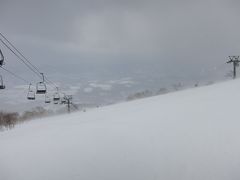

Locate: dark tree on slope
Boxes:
[156,88,168,95]
[0,112,19,130]
[21,106,53,120]
[127,90,153,101]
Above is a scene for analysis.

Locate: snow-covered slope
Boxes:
[1,79,240,180]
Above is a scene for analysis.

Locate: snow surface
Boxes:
[1,79,240,180]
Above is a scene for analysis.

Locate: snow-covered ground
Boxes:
[1,79,240,180]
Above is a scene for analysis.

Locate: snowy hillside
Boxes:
[1,79,240,180]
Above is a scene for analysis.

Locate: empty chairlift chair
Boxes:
[36,73,47,94]
[27,83,35,100]
[36,82,47,94]
[45,94,51,104]
[53,88,60,104]
[0,49,4,67]
[0,75,5,89]
[61,97,67,104]
[53,94,60,104]
[60,93,67,104]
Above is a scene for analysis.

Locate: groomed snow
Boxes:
[1,79,240,180]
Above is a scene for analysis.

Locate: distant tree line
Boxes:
[126,81,215,101]
[127,83,182,101]
[0,107,54,131]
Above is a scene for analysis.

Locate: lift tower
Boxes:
[227,56,240,79]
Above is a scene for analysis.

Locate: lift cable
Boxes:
[0,66,29,84]
[0,32,41,74]
[0,38,42,79]
[0,33,59,90]
[0,32,68,103]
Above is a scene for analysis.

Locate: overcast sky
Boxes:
[0,0,240,84]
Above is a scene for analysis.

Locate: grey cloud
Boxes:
[0,0,239,82]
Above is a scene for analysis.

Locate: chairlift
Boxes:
[36,73,47,94]
[0,75,5,89]
[53,93,60,101]
[53,87,60,104]
[27,83,35,100]
[61,97,67,104]
[0,49,4,67]
[45,94,51,104]
[60,93,67,104]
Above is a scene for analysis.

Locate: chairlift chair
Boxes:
[27,83,35,100]
[0,49,4,67]
[36,73,47,94]
[53,95,59,104]
[45,94,51,104]
[53,87,60,104]
[0,75,5,89]
[60,93,67,104]
[36,82,47,94]
[53,92,60,102]
[61,97,67,104]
